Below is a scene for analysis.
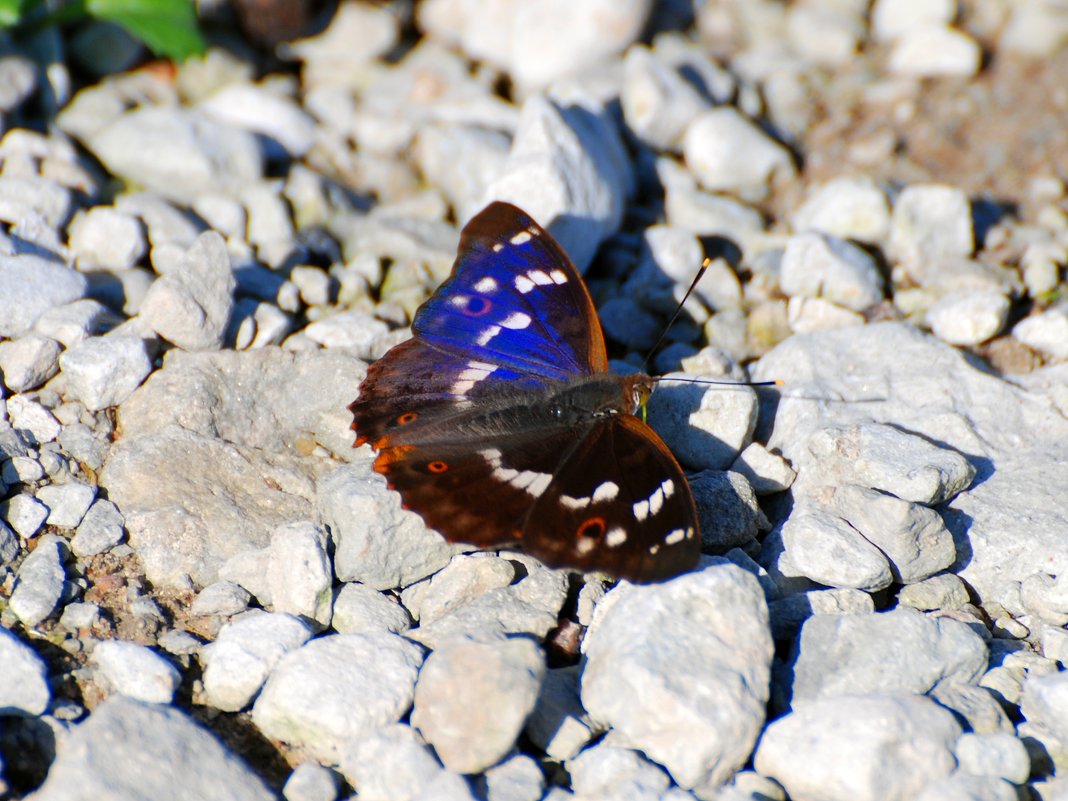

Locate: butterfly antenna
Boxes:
[641,257,713,371]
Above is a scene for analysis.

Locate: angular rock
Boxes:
[581,560,772,791]
[889,184,973,276]
[778,508,893,592]
[201,611,312,712]
[67,206,147,271]
[91,640,181,704]
[412,636,544,773]
[252,633,424,762]
[139,231,235,351]
[755,693,961,801]
[59,333,153,411]
[791,175,891,244]
[71,499,126,557]
[331,582,413,635]
[338,723,453,801]
[266,520,333,628]
[1,492,49,538]
[682,108,795,198]
[189,580,251,618]
[10,534,66,627]
[780,232,884,312]
[28,696,274,801]
[690,470,769,551]
[729,442,796,495]
[37,479,96,529]
[926,290,1010,346]
[524,666,595,761]
[0,333,62,392]
[0,628,51,716]
[34,299,123,348]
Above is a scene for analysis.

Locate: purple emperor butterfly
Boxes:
[350,202,699,582]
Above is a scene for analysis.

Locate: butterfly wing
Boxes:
[522,414,700,582]
[412,201,608,380]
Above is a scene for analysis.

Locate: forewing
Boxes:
[522,415,700,582]
[413,201,609,380]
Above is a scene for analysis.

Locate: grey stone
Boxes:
[755,694,961,801]
[930,682,1014,736]
[682,108,795,199]
[889,184,974,275]
[1019,669,1068,759]
[71,499,125,557]
[331,582,413,635]
[201,611,312,712]
[479,94,630,274]
[10,534,67,627]
[954,732,1031,784]
[302,309,389,355]
[266,520,333,628]
[729,442,796,495]
[1,492,49,538]
[59,333,153,411]
[189,580,251,618]
[524,666,595,761]
[0,519,18,565]
[60,602,102,631]
[581,560,772,791]
[647,375,757,470]
[898,573,971,611]
[780,232,884,312]
[888,25,981,78]
[7,395,62,443]
[252,633,424,762]
[198,83,315,159]
[139,232,235,351]
[287,0,399,85]
[926,290,1010,346]
[0,56,37,111]
[27,696,274,801]
[412,124,511,223]
[621,45,710,151]
[412,636,545,774]
[786,5,865,68]
[752,322,1068,608]
[820,483,957,584]
[791,175,891,244]
[690,470,769,551]
[289,266,332,309]
[318,462,456,591]
[242,181,296,267]
[767,587,875,640]
[338,723,459,801]
[413,554,516,625]
[803,423,976,505]
[218,548,272,607]
[282,762,338,801]
[419,0,649,92]
[0,628,51,715]
[91,640,181,704]
[658,157,766,241]
[0,334,62,392]
[789,607,988,705]
[1021,571,1068,626]
[0,175,71,228]
[778,508,893,592]
[479,753,544,801]
[37,480,96,529]
[786,297,866,334]
[67,207,146,271]
[2,455,44,483]
[914,774,1017,801]
[77,106,263,205]
[406,560,568,650]
[567,743,672,800]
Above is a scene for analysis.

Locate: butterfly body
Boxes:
[351,202,700,582]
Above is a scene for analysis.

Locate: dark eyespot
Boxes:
[460,295,492,316]
[427,461,449,473]
[576,517,606,539]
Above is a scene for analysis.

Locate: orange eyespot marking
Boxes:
[374,445,413,468]
[460,295,492,316]
[576,516,606,539]
[396,411,418,425]
[427,460,449,473]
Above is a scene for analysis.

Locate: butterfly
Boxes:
[350,201,700,582]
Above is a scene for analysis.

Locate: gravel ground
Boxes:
[1,1,1068,800]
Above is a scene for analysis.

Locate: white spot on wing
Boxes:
[560,495,590,511]
[606,528,627,547]
[476,325,501,346]
[500,311,532,330]
[576,538,596,555]
[593,481,620,502]
[633,478,675,521]
[515,275,535,294]
[492,243,504,253]
[510,231,532,245]
[664,528,687,546]
[451,361,497,395]
[633,499,650,522]
[473,276,498,293]
[529,270,554,286]
[549,270,568,284]
[480,448,550,497]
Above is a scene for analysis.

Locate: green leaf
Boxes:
[0,0,31,27]
[86,0,205,61]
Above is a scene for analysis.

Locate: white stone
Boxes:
[282,762,338,801]
[67,206,146,271]
[779,508,894,592]
[729,442,796,495]
[787,297,866,333]
[10,535,66,627]
[954,732,1031,784]
[792,175,891,244]
[621,45,710,151]
[889,184,974,273]
[7,394,62,442]
[266,520,333,628]
[1013,307,1068,359]
[34,299,122,347]
[198,83,315,158]
[755,694,961,801]
[37,479,96,528]
[682,108,795,198]
[0,334,61,392]
[888,25,981,78]
[59,333,153,411]
[339,723,454,801]
[1,492,49,538]
[926,290,1010,346]
[331,582,413,635]
[871,0,956,41]
[0,627,51,715]
[92,640,181,704]
[190,580,251,618]
[780,232,884,311]
[71,498,126,557]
